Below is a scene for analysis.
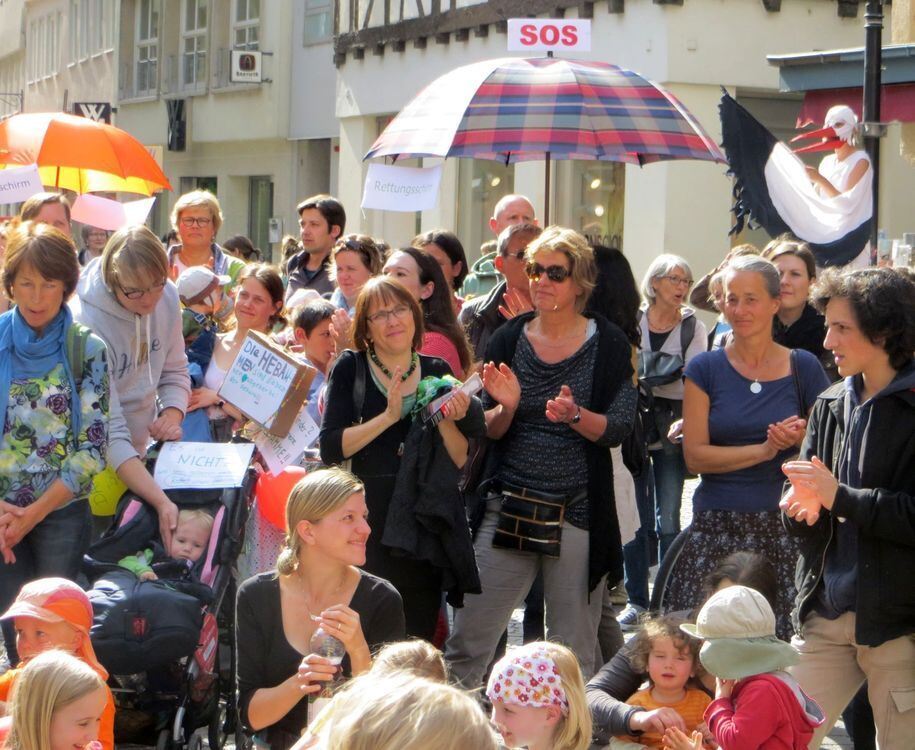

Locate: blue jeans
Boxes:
[650,439,686,561]
[0,500,91,665]
[622,469,655,609]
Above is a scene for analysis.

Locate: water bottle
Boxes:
[306,627,346,724]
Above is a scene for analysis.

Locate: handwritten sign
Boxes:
[0,165,43,204]
[254,404,320,474]
[153,442,255,490]
[218,330,315,437]
[362,163,442,212]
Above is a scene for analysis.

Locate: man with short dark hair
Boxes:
[459,222,541,359]
[19,192,72,238]
[285,194,346,300]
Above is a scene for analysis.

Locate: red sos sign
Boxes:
[507,19,591,52]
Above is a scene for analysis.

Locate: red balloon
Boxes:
[255,466,308,530]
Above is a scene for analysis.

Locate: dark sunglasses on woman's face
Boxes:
[525,262,572,283]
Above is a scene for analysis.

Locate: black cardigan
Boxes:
[482,312,633,592]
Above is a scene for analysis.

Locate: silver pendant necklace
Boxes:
[750,379,762,394]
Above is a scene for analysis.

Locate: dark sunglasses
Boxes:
[526,262,572,283]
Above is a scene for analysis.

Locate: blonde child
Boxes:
[486,641,592,750]
[370,640,447,682]
[295,671,496,750]
[0,579,114,750]
[4,648,106,750]
[672,585,824,750]
[612,615,711,749]
[119,509,214,580]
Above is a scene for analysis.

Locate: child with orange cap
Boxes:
[0,578,114,750]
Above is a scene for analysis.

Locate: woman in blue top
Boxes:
[0,222,110,663]
[675,255,829,638]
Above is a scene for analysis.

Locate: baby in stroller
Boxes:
[118,509,214,581]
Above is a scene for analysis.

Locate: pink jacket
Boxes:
[705,673,824,750]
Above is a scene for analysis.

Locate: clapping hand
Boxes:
[482,362,521,412]
[545,385,577,424]
[663,727,705,750]
[329,309,353,354]
[498,288,534,320]
[383,366,404,424]
[765,415,806,454]
[781,455,838,525]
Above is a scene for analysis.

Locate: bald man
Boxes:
[489,194,537,237]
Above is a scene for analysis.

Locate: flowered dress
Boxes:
[0,350,109,507]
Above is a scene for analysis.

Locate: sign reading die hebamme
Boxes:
[218,331,315,438]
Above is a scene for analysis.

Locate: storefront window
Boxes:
[557,161,625,250]
[456,159,514,265]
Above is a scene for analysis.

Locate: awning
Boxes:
[797,83,915,127]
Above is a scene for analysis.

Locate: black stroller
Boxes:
[83,466,256,750]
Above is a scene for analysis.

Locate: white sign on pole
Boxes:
[71,194,156,231]
[0,165,43,204]
[230,50,263,83]
[254,404,320,474]
[153,442,255,490]
[361,163,442,212]
[507,19,591,52]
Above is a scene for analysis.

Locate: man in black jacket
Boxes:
[459,223,541,360]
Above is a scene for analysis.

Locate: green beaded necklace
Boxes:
[368,345,418,382]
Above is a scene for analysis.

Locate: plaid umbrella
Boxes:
[365,57,726,166]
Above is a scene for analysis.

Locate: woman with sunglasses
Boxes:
[616,255,708,632]
[445,226,635,687]
[382,247,473,378]
[320,276,484,640]
[75,224,190,543]
[166,190,245,323]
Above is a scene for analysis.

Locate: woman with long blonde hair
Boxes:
[235,468,405,750]
[6,649,106,750]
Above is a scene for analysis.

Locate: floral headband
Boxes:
[486,646,569,715]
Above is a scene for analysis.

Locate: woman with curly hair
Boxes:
[782,267,915,750]
[0,222,110,665]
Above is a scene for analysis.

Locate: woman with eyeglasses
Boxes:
[75,224,190,541]
[167,190,245,323]
[320,276,484,640]
[0,222,110,664]
[615,255,708,633]
[382,247,473,378]
[187,263,286,442]
[445,226,636,687]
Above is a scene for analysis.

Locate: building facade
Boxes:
[331,0,865,286]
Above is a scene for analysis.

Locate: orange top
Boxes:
[619,687,712,749]
[0,666,114,750]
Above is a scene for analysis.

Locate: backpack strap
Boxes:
[352,352,366,425]
[678,314,697,359]
[66,322,92,388]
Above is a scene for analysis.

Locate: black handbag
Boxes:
[492,482,567,558]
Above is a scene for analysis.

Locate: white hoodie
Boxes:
[72,258,190,468]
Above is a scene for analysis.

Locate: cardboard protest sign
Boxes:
[153,442,255,490]
[218,331,315,437]
[254,403,320,474]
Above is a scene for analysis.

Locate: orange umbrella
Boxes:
[0,112,171,194]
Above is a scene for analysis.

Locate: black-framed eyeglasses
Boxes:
[120,279,167,300]
[526,263,572,283]
[179,216,213,228]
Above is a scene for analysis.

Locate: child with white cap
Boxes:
[176,265,230,389]
[666,585,824,750]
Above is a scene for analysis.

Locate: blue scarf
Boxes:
[0,307,81,448]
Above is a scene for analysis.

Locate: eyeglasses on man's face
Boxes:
[367,304,411,325]
[120,279,167,300]
[525,262,572,283]
[179,216,213,228]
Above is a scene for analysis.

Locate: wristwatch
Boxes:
[570,406,582,425]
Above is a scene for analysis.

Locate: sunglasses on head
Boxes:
[526,262,572,283]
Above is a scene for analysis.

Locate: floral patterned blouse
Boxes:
[0,342,109,508]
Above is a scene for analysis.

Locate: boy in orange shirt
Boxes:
[0,578,114,750]
[614,615,713,749]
